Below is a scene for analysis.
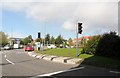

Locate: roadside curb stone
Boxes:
[36,54,49,59]
[66,58,84,64]
[52,57,72,63]
[28,51,83,64]
[43,55,58,61]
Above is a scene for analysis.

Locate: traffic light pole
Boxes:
[76,21,78,57]
[76,21,82,57]
[76,32,78,57]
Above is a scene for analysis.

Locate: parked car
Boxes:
[24,45,34,51]
[4,45,13,50]
[47,44,56,49]
[20,45,23,49]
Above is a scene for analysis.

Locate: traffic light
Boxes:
[78,23,82,34]
[38,32,41,38]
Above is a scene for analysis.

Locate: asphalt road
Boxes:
[0,49,120,78]
[1,49,77,77]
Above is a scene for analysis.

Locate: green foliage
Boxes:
[81,35,101,55]
[50,36,55,44]
[20,40,24,45]
[82,31,120,59]
[80,37,87,47]
[0,31,8,46]
[35,38,42,42]
[96,32,120,59]
[22,35,33,45]
[28,35,33,41]
[45,34,50,44]
[68,38,73,47]
[37,48,82,57]
[36,48,120,69]
[55,35,64,46]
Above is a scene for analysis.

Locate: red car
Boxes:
[24,46,34,51]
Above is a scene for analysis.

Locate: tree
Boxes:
[63,39,67,48]
[80,37,87,47]
[20,39,24,45]
[81,35,101,55]
[22,35,33,45]
[35,38,42,42]
[50,36,55,44]
[45,34,50,44]
[0,31,8,46]
[68,38,73,47]
[55,35,64,47]
[96,31,120,59]
[28,35,33,41]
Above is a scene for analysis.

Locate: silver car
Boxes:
[4,45,13,50]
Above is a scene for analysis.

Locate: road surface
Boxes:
[0,49,119,78]
[1,49,77,77]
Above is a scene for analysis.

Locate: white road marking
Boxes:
[4,55,6,58]
[34,66,85,77]
[6,59,15,65]
[110,71,120,74]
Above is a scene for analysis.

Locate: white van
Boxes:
[13,44,20,49]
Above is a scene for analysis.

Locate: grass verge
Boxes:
[35,48,120,70]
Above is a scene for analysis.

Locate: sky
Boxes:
[0,0,119,40]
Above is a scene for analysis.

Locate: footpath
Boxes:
[27,51,84,64]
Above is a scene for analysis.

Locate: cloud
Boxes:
[2,1,119,35]
[63,19,76,31]
[62,2,118,34]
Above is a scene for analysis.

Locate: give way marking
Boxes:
[4,54,15,65]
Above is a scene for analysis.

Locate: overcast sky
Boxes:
[1,0,119,39]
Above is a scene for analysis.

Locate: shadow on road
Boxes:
[0,63,11,66]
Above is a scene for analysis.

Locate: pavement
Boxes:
[27,51,84,65]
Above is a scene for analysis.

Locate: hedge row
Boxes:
[81,32,120,59]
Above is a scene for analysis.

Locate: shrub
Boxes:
[81,35,101,55]
[96,32,120,59]
[82,31,120,59]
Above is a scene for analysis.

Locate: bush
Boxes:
[96,32,120,59]
[81,35,101,55]
[82,31,120,59]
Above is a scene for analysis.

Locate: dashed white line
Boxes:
[6,58,15,65]
[34,66,84,77]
